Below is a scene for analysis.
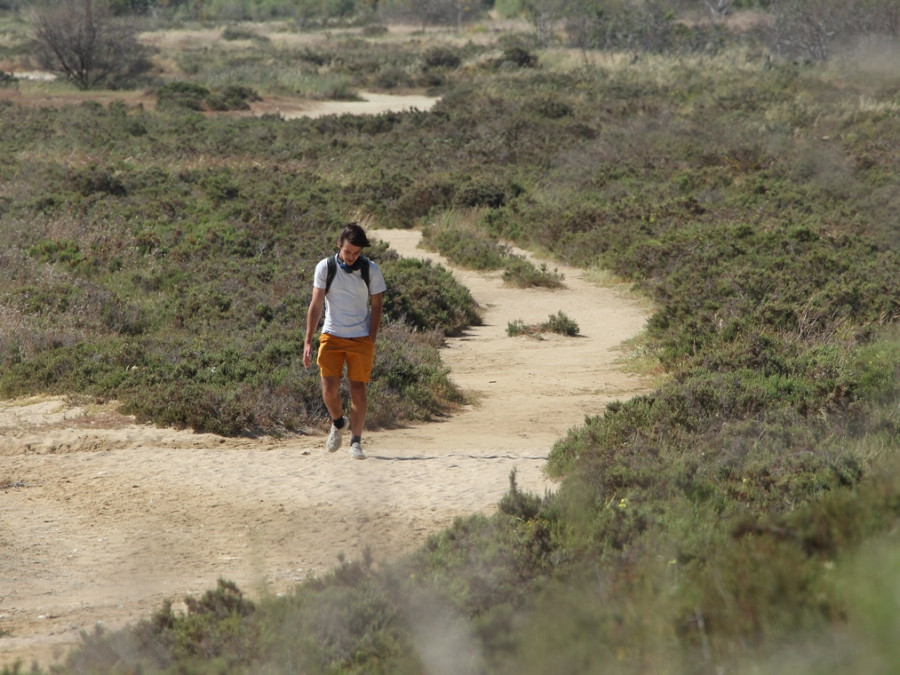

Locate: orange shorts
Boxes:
[316,333,376,382]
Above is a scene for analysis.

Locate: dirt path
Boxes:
[0,229,650,670]
[0,83,439,120]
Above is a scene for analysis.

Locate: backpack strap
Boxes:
[325,255,337,293]
[360,256,370,290]
[325,254,370,294]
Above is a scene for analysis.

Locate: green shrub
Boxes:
[206,85,262,111]
[156,81,211,111]
[506,319,530,337]
[422,219,510,270]
[500,46,537,68]
[382,258,481,336]
[389,180,455,226]
[422,45,461,69]
[157,81,261,112]
[543,310,579,336]
[498,469,544,521]
[507,311,579,338]
[502,258,564,288]
[453,179,507,209]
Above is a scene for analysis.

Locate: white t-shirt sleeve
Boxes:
[367,260,387,295]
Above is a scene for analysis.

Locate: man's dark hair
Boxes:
[338,222,371,248]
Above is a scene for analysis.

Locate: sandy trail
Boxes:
[0,229,650,669]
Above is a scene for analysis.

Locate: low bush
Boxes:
[422,216,565,288]
[507,310,579,338]
[156,81,211,111]
[382,257,481,336]
[422,217,510,270]
[543,310,579,336]
[502,258,564,288]
[156,81,261,112]
[422,45,461,70]
[499,46,538,68]
[206,85,262,111]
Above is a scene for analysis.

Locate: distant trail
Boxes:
[0,229,651,670]
[368,228,651,455]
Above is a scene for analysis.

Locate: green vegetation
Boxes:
[421,214,564,288]
[156,81,262,111]
[2,2,900,673]
[507,310,580,338]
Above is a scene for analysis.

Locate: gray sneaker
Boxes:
[326,417,349,453]
[349,441,366,460]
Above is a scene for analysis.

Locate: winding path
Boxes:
[0,229,650,669]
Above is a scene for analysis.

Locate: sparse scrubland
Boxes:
[1,1,899,673]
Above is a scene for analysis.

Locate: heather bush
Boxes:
[507,310,579,338]
[381,257,481,336]
[502,258,564,288]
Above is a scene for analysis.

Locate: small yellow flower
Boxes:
[618,498,628,510]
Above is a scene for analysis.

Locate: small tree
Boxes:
[32,0,149,90]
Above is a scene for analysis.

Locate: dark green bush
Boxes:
[422,45,461,69]
[453,179,507,208]
[422,221,509,270]
[156,81,211,111]
[500,46,538,68]
[388,179,455,226]
[543,310,579,336]
[206,85,262,111]
[502,258,565,288]
[382,257,481,336]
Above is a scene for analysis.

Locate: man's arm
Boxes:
[369,292,383,342]
[303,287,327,369]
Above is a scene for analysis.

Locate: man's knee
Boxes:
[321,376,341,396]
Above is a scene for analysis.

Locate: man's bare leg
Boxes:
[321,375,343,420]
[348,380,367,438]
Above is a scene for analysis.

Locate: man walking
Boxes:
[303,223,387,459]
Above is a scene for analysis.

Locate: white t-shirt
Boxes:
[313,255,387,338]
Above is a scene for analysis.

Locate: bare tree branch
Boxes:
[32,0,146,90]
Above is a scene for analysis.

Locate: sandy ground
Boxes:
[276,90,439,119]
[0,82,439,119]
[0,187,651,671]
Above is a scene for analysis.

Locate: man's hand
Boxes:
[304,287,327,370]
